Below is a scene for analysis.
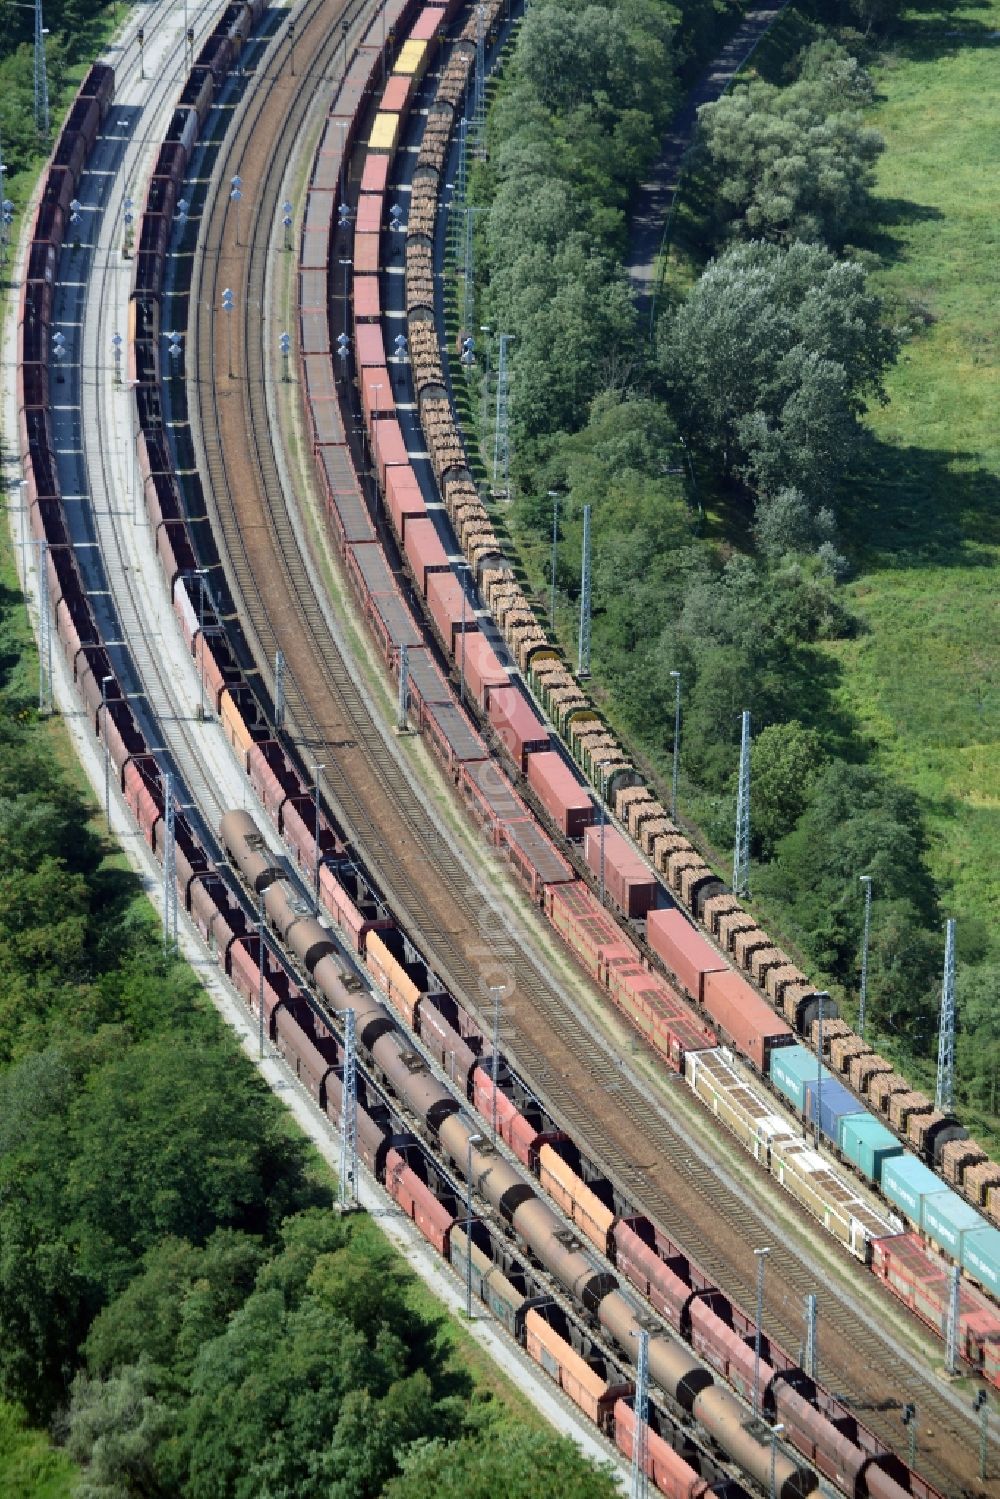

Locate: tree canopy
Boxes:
[658,238,899,501]
[695,41,883,248]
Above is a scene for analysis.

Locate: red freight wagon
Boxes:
[690,1295,771,1405]
[427,568,472,648]
[372,416,409,490]
[612,1218,691,1329]
[381,74,414,115]
[501,819,573,900]
[455,629,508,710]
[354,230,380,274]
[584,823,658,918]
[355,194,382,235]
[384,1148,454,1255]
[409,4,447,39]
[461,757,529,836]
[362,365,394,424]
[403,515,450,594]
[386,463,426,539]
[702,967,793,1072]
[870,1233,1000,1374]
[420,1003,478,1090]
[546,881,626,977]
[355,322,385,367]
[528,749,594,838]
[354,273,381,320]
[472,1066,539,1166]
[424,700,488,771]
[613,1401,710,1499]
[360,154,390,194]
[487,684,549,770]
[647,907,727,1003]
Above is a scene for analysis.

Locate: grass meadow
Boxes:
[829,0,1000,954]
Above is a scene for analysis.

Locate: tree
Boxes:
[749,720,825,856]
[755,761,940,1014]
[65,1037,313,1295]
[695,42,883,248]
[64,1361,173,1499]
[659,239,898,500]
[383,1427,622,1499]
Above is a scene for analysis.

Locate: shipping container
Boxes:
[702,968,794,1073]
[386,463,426,539]
[455,629,509,711]
[963,1227,1000,1298]
[647,907,726,1002]
[881,1153,945,1222]
[360,154,390,194]
[369,111,401,153]
[583,824,658,919]
[487,684,549,770]
[355,322,385,367]
[803,1077,865,1145]
[921,1188,987,1259]
[527,749,593,838]
[394,37,430,77]
[353,276,381,324]
[427,568,473,648]
[372,417,409,490]
[769,1044,830,1113]
[839,1115,903,1183]
[403,515,450,594]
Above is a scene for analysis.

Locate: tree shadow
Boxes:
[840,431,1000,568]
[850,195,945,265]
[885,0,1000,63]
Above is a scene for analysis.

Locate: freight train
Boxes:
[292,0,1000,1394]
[11,12,965,1498]
[223,806,953,1499]
[315,0,1000,1245]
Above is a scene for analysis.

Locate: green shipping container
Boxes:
[963,1227,1000,1298]
[838,1114,904,1185]
[769,1043,831,1113]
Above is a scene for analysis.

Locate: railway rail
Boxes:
[180,7,986,1497]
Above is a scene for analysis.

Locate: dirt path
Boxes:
[627,0,789,327]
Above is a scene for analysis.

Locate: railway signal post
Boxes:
[465,1133,483,1317]
[630,1329,649,1499]
[936,918,957,1113]
[339,1009,358,1210]
[753,1245,770,1420]
[769,1423,785,1499]
[101,675,114,826]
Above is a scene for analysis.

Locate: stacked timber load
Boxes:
[965,1159,1000,1207]
[940,1138,988,1186]
[809,1016,851,1058]
[408,312,445,392]
[417,102,455,171]
[405,240,435,311]
[849,1052,893,1094]
[420,393,466,480]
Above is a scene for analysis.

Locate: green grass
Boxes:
[825,0,1000,949]
[0,1404,75,1499]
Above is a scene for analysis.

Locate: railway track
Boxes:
[54,0,245,841]
[182,9,984,1495]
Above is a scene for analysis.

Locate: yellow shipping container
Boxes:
[394,38,428,78]
[369,112,400,153]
